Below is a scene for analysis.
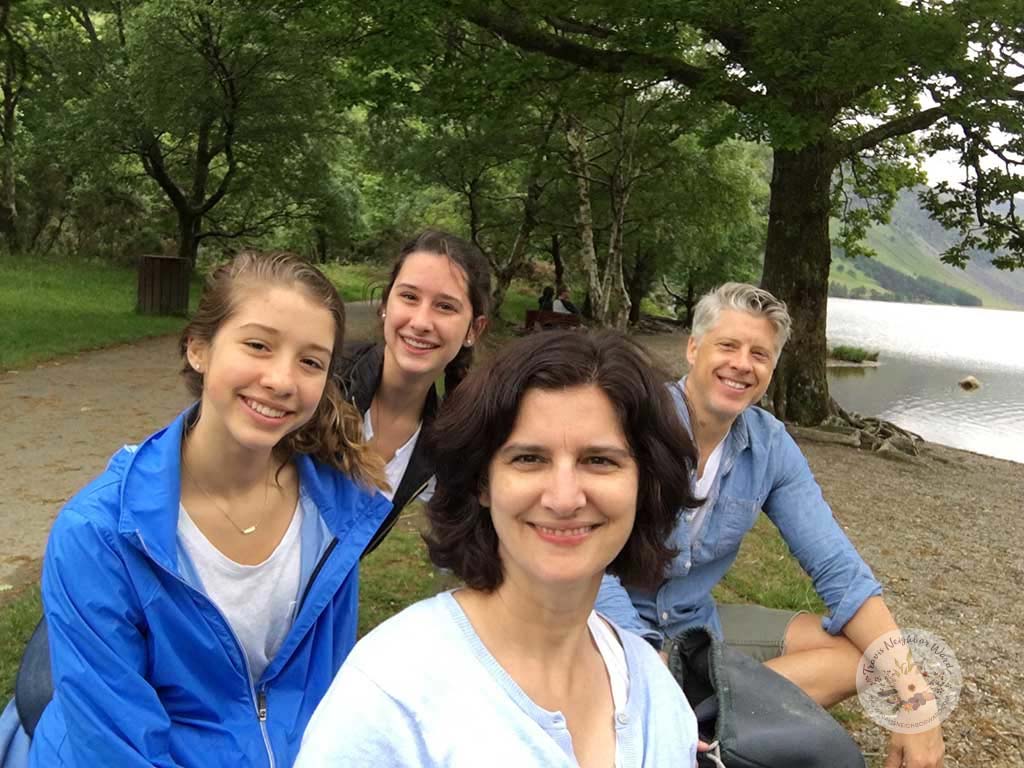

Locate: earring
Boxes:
[381,310,387,318]
[464,339,473,348]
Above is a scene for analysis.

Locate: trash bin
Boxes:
[137,255,190,316]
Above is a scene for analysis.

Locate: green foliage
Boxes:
[0,257,199,369]
[320,262,391,303]
[829,346,879,364]
[831,254,982,306]
[653,139,768,319]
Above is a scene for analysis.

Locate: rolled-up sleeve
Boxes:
[762,431,883,635]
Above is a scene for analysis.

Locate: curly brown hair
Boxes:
[179,250,386,490]
[423,330,698,591]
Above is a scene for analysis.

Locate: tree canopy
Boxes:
[459,0,1024,422]
[3,0,1022,427]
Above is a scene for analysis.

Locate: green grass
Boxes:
[357,512,455,636]
[0,585,42,700]
[0,258,201,370]
[829,345,880,364]
[319,262,391,303]
[0,259,396,371]
[829,264,890,296]
[713,513,826,613]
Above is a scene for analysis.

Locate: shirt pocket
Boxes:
[713,496,760,559]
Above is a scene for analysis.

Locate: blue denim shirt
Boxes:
[596,379,882,649]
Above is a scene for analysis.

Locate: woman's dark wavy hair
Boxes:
[423,330,699,592]
[380,229,491,394]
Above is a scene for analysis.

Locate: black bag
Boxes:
[668,626,866,768]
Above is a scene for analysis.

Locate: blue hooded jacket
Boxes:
[27,408,392,768]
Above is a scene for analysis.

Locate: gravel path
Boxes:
[1,322,1020,765]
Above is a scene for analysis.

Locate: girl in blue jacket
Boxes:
[26,251,391,768]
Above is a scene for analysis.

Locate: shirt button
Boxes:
[684,560,691,569]
[661,611,669,621]
[616,713,629,725]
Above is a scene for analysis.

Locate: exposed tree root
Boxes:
[815,400,925,459]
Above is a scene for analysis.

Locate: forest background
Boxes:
[2,0,1024,427]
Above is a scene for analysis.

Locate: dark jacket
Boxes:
[335,342,439,556]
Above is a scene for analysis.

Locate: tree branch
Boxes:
[461,5,755,109]
[833,106,946,162]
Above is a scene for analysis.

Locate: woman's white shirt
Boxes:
[296,591,698,767]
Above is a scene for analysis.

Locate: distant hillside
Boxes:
[829,187,1024,309]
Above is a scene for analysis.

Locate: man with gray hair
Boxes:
[597,282,944,767]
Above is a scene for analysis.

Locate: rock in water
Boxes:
[958,375,981,391]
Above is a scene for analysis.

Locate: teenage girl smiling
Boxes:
[336,230,490,552]
[25,252,389,768]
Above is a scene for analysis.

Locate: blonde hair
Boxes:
[691,282,792,360]
[179,250,386,490]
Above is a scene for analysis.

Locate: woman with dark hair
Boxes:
[335,229,490,554]
[297,330,701,767]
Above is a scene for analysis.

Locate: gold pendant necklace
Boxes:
[182,440,272,535]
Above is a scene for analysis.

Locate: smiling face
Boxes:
[685,308,779,427]
[382,251,483,381]
[480,385,639,595]
[186,285,335,457]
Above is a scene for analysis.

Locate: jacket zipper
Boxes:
[135,532,276,768]
[296,538,338,614]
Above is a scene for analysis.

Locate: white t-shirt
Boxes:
[178,498,304,681]
[363,409,434,502]
[687,438,724,544]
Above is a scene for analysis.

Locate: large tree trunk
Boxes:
[177,211,202,263]
[760,145,836,425]
[627,250,653,325]
[683,278,696,329]
[0,76,18,246]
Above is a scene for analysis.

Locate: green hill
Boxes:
[829,188,1024,309]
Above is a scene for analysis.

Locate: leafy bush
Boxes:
[830,345,879,363]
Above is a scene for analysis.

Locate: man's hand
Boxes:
[884,726,944,768]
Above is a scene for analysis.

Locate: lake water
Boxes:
[826,298,1024,464]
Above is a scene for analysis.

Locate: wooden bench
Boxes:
[524,309,582,332]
